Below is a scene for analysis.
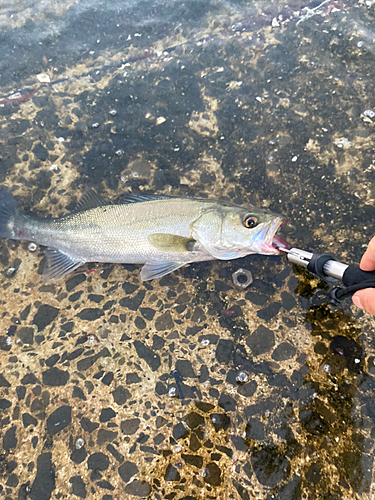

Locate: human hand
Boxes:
[352,236,375,315]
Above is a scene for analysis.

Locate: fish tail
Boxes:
[0,187,20,239]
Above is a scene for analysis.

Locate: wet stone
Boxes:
[272,342,297,361]
[189,433,201,452]
[112,386,131,405]
[76,308,104,321]
[140,307,155,320]
[126,372,141,384]
[281,291,296,311]
[18,327,34,344]
[118,461,139,483]
[42,367,70,386]
[81,417,99,433]
[314,342,328,355]
[182,454,203,468]
[124,479,151,497]
[155,381,168,395]
[173,422,189,440]
[0,335,11,351]
[69,476,86,498]
[245,291,269,306]
[72,386,86,401]
[237,380,258,398]
[97,479,114,491]
[175,359,195,378]
[100,408,116,422]
[121,418,140,435]
[155,311,174,330]
[251,447,290,487]
[21,373,40,385]
[246,326,275,356]
[185,412,204,429]
[152,334,165,350]
[195,401,214,413]
[97,429,118,445]
[134,316,146,329]
[0,373,11,387]
[16,387,25,400]
[22,413,38,427]
[3,425,17,450]
[87,452,109,470]
[65,274,86,292]
[29,452,55,500]
[119,291,145,311]
[257,302,282,320]
[45,354,60,367]
[6,472,18,487]
[88,293,104,303]
[122,282,137,294]
[71,448,87,464]
[133,341,160,371]
[156,416,168,429]
[165,464,181,481]
[33,143,49,161]
[216,339,234,363]
[218,393,236,412]
[210,413,230,432]
[77,348,110,371]
[33,304,59,332]
[245,418,265,441]
[0,398,11,410]
[47,405,71,435]
[204,462,221,486]
[306,463,321,485]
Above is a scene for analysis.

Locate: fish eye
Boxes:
[243,214,258,228]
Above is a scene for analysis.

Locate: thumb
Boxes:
[352,289,375,315]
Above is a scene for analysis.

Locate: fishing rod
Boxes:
[279,248,375,305]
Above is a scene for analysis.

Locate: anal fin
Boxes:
[43,247,85,281]
[140,261,187,281]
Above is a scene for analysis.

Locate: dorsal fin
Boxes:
[120,193,172,204]
[73,188,111,212]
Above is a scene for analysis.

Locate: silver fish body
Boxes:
[0,188,287,281]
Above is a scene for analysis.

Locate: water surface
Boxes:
[0,1,375,499]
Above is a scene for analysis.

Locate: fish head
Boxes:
[220,207,289,257]
[192,204,289,260]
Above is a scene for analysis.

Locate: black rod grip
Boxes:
[342,264,375,287]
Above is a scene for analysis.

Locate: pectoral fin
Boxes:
[140,261,187,281]
[43,247,85,281]
[148,233,196,252]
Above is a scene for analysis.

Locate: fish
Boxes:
[0,187,288,281]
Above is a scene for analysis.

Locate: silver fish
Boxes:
[0,188,288,281]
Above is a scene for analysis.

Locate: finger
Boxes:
[352,289,375,315]
[360,236,375,271]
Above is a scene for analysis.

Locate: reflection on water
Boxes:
[0,0,375,499]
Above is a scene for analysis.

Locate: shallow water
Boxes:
[0,0,375,499]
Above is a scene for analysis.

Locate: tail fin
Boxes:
[0,187,19,239]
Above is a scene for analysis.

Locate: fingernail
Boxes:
[353,295,363,309]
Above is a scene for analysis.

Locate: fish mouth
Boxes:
[260,218,290,255]
[272,221,291,253]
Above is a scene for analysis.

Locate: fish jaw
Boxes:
[255,217,290,255]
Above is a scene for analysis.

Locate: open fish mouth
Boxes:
[258,218,290,254]
[272,221,291,253]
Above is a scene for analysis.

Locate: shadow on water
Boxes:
[0,0,375,499]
